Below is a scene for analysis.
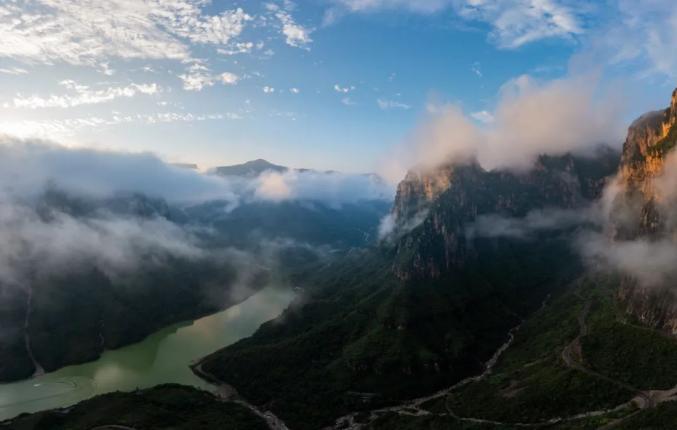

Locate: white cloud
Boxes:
[0,140,316,295]
[289,87,300,94]
[377,98,411,110]
[179,62,239,91]
[220,72,240,85]
[381,74,624,182]
[0,139,393,209]
[255,171,293,201]
[333,0,454,13]
[578,148,677,287]
[456,0,584,48]
[266,3,313,48]
[263,86,276,93]
[0,139,240,204]
[0,1,252,67]
[0,140,237,285]
[169,6,252,46]
[144,112,242,124]
[0,139,393,285]
[332,0,585,48]
[0,198,207,285]
[218,41,257,56]
[466,208,597,240]
[583,0,677,78]
[580,233,677,288]
[334,84,355,93]
[377,213,397,239]
[253,170,393,206]
[470,110,494,124]
[278,11,313,48]
[9,80,160,109]
[471,62,482,77]
[179,63,215,91]
[0,111,242,139]
[0,67,28,75]
[0,117,111,140]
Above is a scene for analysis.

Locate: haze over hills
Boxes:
[4,88,677,429]
[3,1,677,429]
[187,87,677,430]
[0,150,392,384]
[193,159,392,248]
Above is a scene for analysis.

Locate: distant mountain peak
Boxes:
[212,159,288,178]
[246,158,276,166]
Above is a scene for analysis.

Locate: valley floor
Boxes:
[7,275,677,429]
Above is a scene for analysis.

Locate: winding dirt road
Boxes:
[191,361,290,430]
[189,293,677,430]
[328,294,677,430]
[327,324,526,430]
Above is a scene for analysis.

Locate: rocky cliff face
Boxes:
[389,150,619,281]
[613,89,677,239]
[619,281,677,335]
[613,88,677,333]
[392,165,453,223]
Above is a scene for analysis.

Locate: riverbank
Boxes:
[0,384,269,430]
[191,360,290,430]
[0,287,295,421]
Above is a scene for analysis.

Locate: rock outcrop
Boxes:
[613,89,677,239]
[389,150,619,281]
[612,88,677,333]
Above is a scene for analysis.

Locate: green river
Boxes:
[0,287,295,421]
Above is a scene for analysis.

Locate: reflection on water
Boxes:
[0,287,294,421]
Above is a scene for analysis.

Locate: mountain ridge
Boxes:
[193,146,621,429]
[7,88,677,430]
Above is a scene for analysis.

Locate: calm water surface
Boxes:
[0,287,294,421]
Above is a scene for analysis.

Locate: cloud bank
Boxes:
[0,200,204,285]
[254,170,392,206]
[465,208,599,240]
[0,138,239,205]
[382,74,624,182]
[0,137,390,305]
[0,137,393,210]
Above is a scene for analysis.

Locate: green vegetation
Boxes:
[0,287,34,381]
[194,150,622,430]
[614,400,677,429]
[366,413,497,430]
[199,234,585,429]
[582,322,677,390]
[364,411,637,430]
[0,184,388,382]
[444,280,633,424]
[201,252,405,429]
[1,384,267,430]
[447,360,631,423]
[574,278,677,390]
[415,275,677,427]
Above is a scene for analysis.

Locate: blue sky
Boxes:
[0,0,675,174]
